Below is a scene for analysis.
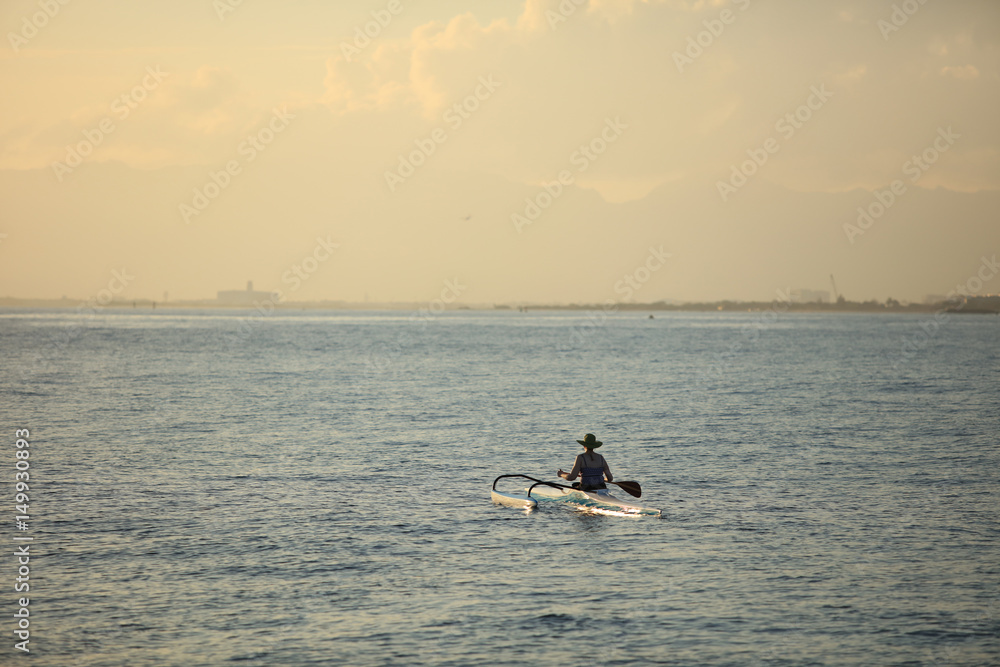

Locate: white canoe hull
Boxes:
[490,489,538,509]
[528,485,661,516]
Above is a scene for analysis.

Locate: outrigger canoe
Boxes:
[491,474,661,517]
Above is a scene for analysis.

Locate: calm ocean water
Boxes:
[1,308,998,666]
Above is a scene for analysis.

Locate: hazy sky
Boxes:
[1,0,998,304]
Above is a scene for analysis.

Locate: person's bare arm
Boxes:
[558,456,581,481]
[603,457,613,482]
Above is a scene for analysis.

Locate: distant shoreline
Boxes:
[1,297,997,315]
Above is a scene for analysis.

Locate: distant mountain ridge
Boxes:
[1,161,997,304]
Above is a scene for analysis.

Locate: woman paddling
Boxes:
[558,433,613,491]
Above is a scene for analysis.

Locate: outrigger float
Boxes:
[491,474,661,517]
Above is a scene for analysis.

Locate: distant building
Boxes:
[924,294,949,304]
[964,295,1000,313]
[789,289,830,304]
[217,280,280,306]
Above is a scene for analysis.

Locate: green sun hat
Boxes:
[577,433,603,449]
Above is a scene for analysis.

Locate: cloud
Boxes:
[323,12,517,120]
[170,66,248,135]
[939,64,980,79]
[373,2,998,194]
[323,42,415,115]
[928,37,949,56]
[5,0,998,196]
[834,64,867,86]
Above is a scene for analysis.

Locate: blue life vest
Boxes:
[578,453,606,490]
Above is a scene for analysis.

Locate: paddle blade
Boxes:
[613,480,642,498]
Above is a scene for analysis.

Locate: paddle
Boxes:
[609,480,642,498]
